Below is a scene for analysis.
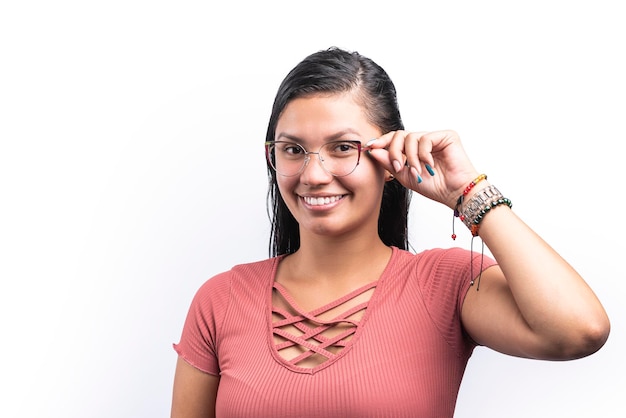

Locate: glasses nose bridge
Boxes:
[302,149,325,169]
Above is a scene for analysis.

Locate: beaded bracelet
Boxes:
[462,173,487,197]
[453,174,488,219]
[469,197,513,236]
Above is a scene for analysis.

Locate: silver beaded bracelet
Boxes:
[460,185,504,229]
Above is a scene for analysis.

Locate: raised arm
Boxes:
[366,129,610,359]
[459,186,609,359]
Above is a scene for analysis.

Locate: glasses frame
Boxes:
[265,140,373,177]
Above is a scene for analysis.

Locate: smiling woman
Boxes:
[170,47,610,418]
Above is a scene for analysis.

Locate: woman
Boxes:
[171,47,610,417]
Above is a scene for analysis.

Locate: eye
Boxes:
[276,142,305,158]
[327,141,359,156]
[285,144,303,155]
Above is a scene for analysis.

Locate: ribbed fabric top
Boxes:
[174,247,496,418]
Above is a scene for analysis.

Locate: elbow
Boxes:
[558,315,611,360]
[580,315,611,356]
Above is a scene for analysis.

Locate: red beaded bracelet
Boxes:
[452,174,488,240]
[463,173,487,196]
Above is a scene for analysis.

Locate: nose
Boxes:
[300,152,333,185]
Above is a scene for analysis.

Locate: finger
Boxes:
[364,132,396,172]
[403,131,429,177]
[386,130,409,174]
[366,147,394,173]
[415,131,438,169]
[365,131,395,150]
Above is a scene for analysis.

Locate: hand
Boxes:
[366,130,481,208]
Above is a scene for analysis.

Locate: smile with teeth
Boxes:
[303,195,345,206]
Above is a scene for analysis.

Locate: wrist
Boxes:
[450,174,488,211]
[451,174,513,238]
[460,184,503,226]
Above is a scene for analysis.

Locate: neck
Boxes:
[286,230,392,285]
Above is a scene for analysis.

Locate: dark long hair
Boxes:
[266,47,411,256]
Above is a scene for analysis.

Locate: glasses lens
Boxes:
[319,141,361,176]
[268,142,306,176]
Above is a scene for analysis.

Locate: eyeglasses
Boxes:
[265,140,371,177]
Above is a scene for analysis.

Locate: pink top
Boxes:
[174,246,496,417]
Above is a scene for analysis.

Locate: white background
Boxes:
[1,1,624,417]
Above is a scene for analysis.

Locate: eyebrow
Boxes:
[275,129,363,143]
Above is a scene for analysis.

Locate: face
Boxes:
[274,93,387,241]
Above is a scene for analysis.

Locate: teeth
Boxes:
[304,195,343,206]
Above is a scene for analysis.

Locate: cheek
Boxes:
[361,157,388,183]
[276,176,292,191]
[276,177,298,203]
[363,162,388,199]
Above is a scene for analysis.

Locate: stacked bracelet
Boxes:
[452,176,513,238]
[462,185,512,236]
[460,185,503,228]
[450,174,513,290]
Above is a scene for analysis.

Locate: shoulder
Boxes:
[392,246,496,295]
[192,257,278,306]
[230,257,279,279]
[394,246,477,271]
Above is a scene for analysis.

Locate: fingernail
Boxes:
[425,164,435,176]
[392,160,402,173]
[365,138,377,147]
[410,166,422,183]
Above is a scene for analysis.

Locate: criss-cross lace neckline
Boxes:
[271,280,378,371]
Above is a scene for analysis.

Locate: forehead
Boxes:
[276,93,380,140]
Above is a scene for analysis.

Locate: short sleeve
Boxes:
[173,271,233,376]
